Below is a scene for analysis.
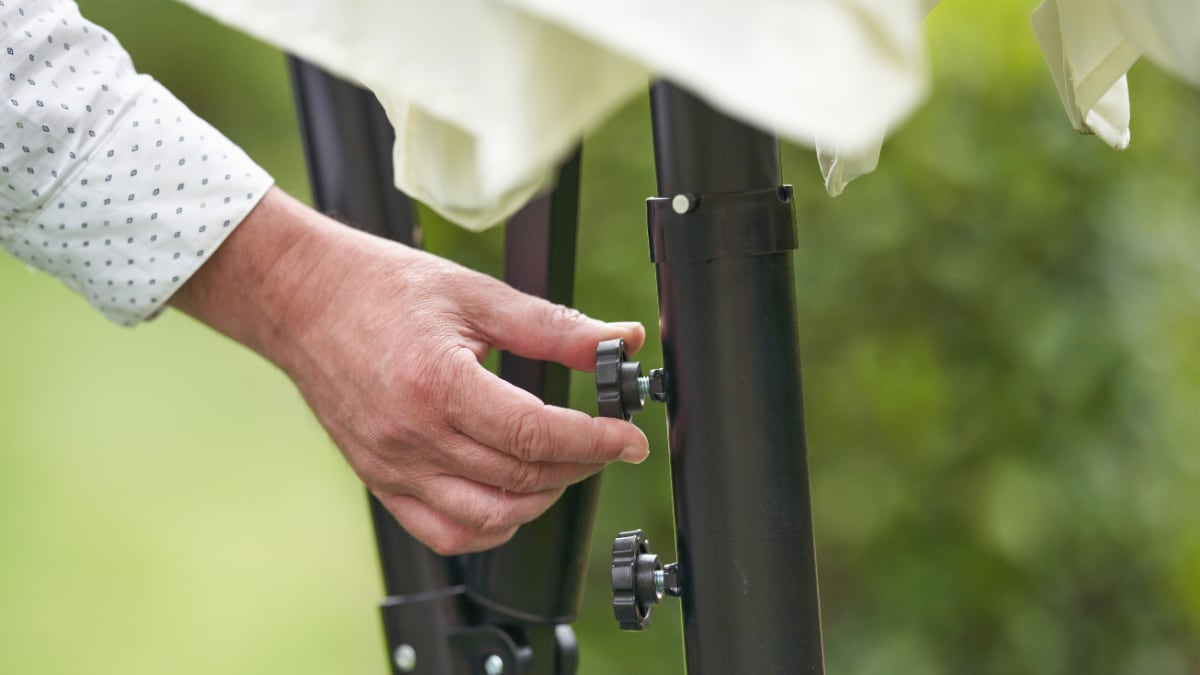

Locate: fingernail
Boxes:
[620,444,650,464]
[608,321,643,332]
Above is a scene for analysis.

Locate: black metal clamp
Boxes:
[646,185,797,264]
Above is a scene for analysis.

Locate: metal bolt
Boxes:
[393,644,417,672]
[637,375,651,400]
[671,193,696,214]
[654,568,666,598]
[640,369,667,404]
[483,654,505,675]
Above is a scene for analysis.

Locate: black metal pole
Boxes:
[460,151,594,675]
[289,58,465,675]
[289,61,419,246]
[648,82,825,675]
[464,150,601,626]
[290,58,595,675]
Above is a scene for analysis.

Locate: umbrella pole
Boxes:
[646,81,826,675]
[289,59,591,675]
[290,58,463,675]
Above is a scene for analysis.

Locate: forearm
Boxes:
[168,187,337,371]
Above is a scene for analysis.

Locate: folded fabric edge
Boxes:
[816,136,884,198]
[1031,0,1135,150]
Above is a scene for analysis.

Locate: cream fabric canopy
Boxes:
[181,0,1198,231]
[827,0,1200,198]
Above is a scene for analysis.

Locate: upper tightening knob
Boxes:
[596,338,643,421]
[596,339,667,422]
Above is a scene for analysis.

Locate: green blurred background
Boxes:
[3,1,1200,673]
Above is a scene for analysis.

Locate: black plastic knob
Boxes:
[611,529,662,631]
[595,338,644,421]
[611,529,681,631]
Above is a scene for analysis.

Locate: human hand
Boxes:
[171,188,649,554]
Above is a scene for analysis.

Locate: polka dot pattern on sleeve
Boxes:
[0,0,274,326]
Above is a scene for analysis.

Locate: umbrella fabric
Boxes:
[1031,0,1198,152]
[181,0,931,230]
[180,0,1197,229]
[817,137,883,198]
[182,0,650,231]
[1110,0,1200,87]
[814,0,941,197]
[821,0,1198,197]
[1033,0,1137,150]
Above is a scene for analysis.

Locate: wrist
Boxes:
[169,188,347,372]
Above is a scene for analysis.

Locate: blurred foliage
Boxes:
[2,1,1200,674]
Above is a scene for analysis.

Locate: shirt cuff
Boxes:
[5,78,274,326]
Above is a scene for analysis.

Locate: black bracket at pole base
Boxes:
[381,587,582,675]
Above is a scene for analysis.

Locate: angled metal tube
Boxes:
[648,82,825,675]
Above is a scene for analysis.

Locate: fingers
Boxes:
[383,493,519,556]
[425,476,564,535]
[473,281,645,371]
[437,435,606,493]
[445,352,650,465]
[380,478,565,555]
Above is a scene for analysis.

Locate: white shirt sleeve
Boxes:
[0,0,274,326]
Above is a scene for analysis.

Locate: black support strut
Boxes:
[648,82,826,675]
[464,150,600,629]
[290,57,465,675]
[290,58,593,675]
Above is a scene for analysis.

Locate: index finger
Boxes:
[444,351,649,465]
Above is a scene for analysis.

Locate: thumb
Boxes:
[479,288,645,372]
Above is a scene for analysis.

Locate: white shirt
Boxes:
[0,0,273,326]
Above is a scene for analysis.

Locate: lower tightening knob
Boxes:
[611,529,681,631]
[596,338,666,421]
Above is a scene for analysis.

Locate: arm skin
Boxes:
[170,187,649,555]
